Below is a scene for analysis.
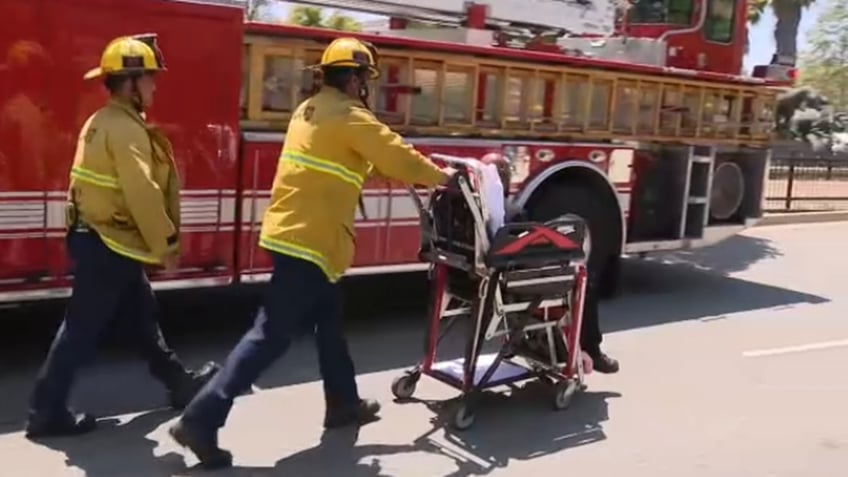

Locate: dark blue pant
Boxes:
[181,252,359,432]
[28,230,186,419]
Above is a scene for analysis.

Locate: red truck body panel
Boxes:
[0,0,243,297]
[0,0,770,304]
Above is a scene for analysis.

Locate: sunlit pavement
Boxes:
[1,221,847,476]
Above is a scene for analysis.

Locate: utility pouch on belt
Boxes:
[66,189,89,232]
[65,201,77,229]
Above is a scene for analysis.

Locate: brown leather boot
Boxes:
[588,351,620,374]
[169,419,232,470]
[324,398,381,428]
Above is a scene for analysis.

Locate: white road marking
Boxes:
[742,338,848,358]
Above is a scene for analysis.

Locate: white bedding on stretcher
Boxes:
[439,156,507,237]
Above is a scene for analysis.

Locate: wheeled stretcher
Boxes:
[390,154,591,430]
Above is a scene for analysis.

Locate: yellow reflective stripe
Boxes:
[70,166,119,189]
[98,234,160,265]
[259,236,339,283]
[281,151,364,189]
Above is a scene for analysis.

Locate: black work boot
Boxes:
[588,350,620,374]
[167,361,221,410]
[324,398,381,429]
[169,419,232,470]
[25,410,97,439]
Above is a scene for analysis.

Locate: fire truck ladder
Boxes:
[237,0,778,147]
[672,145,717,239]
[286,0,618,37]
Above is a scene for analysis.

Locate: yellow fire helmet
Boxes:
[318,37,380,79]
[83,34,166,80]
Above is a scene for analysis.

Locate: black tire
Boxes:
[450,402,476,431]
[553,379,579,410]
[390,373,418,400]
[526,183,622,297]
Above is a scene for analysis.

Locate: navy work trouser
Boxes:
[29,230,186,419]
[181,252,358,432]
[580,277,603,354]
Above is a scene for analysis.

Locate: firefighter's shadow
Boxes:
[29,408,176,477]
[220,383,617,477]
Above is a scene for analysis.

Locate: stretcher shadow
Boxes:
[410,385,618,476]
[209,384,619,477]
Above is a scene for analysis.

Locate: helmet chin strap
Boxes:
[129,74,144,113]
[356,70,371,110]
[358,83,370,109]
[354,71,371,220]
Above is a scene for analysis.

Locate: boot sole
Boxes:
[169,424,233,470]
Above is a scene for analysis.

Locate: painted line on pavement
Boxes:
[742,338,848,358]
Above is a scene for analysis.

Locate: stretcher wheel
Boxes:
[450,402,476,431]
[553,380,578,410]
[391,373,419,400]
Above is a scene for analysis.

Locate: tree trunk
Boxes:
[245,0,270,21]
[771,0,802,63]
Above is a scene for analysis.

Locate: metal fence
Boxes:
[766,151,848,213]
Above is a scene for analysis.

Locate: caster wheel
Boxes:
[450,402,476,431]
[391,373,419,400]
[553,380,578,410]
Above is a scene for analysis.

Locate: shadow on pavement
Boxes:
[603,262,827,333]
[413,385,618,477]
[0,232,827,437]
[179,384,619,477]
[647,233,783,275]
[27,408,177,477]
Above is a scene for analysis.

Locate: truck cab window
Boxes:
[628,0,694,25]
[704,0,736,43]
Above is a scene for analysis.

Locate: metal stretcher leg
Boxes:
[447,293,546,428]
[390,162,592,431]
[391,264,469,400]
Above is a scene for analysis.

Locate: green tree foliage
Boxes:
[797,0,848,110]
[747,0,817,63]
[772,1,848,152]
[287,5,362,31]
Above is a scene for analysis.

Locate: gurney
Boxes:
[390,154,591,430]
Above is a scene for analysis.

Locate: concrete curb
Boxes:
[757,211,848,226]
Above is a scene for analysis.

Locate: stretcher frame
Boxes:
[390,153,590,430]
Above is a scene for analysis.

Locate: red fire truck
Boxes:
[0,0,784,305]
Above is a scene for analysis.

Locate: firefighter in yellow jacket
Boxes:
[25,35,218,439]
[170,37,455,468]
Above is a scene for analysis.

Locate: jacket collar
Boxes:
[108,98,147,126]
[319,86,358,104]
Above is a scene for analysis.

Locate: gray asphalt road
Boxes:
[1,221,847,477]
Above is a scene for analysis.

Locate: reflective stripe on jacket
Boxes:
[68,99,181,264]
[259,87,446,282]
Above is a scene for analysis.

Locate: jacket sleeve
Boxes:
[109,127,178,259]
[344,106,446,187]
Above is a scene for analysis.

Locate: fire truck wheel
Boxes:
[526,183,621,298]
